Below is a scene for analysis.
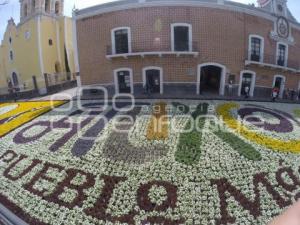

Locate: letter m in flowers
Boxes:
[211,173,292,225]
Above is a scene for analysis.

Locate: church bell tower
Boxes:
[20,0,64,22]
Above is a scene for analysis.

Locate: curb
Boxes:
[76,96,300,105]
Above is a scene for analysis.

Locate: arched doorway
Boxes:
[197,63,226,95]
[273,75,286,98]
[114,68,133,94]
[238,70,256,97]
[143,67,163,94]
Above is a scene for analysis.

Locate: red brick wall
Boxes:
[76,5,300,89]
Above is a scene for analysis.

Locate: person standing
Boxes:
[228,80,233,97]
[7,79,17,102]
[272,87,278,102]
[291,89,295,101]
[283,89,288,99]
[244,86,250,99]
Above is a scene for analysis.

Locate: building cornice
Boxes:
[74,0,300,31]
[17,13,69,27]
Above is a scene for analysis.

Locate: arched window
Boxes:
[9,50,14,61]
[24,4,28,17]
[31,0,35,13]
[11,72,19,87]
[55,1,59,15]
[45,0,50,13]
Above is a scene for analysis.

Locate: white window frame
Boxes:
[113,68,134,94]
[248,34,264,63]
[111,27,132,55]
[238,70,256,97]
[276,42,288,67]
[142,66,163,94]
[171,23,192,52]
[272,75,286,99]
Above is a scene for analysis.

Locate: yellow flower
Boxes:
[0,101,66,137]
[146,102,169,140]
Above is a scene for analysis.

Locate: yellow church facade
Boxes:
[0,0,76,95]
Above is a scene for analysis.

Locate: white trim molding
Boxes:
[72,11,80,73]
[197,62,226,95]
[272,74,286,98]
[111,27,132,55]
[37,15,44,76]
[171,23,192,52]
[238,70,256,97]
[113,68,134,94]
[244,60,298,73]
[55,20,62,64]
[276,42,289,67]
[248,34,264,63]
[142,66,164,94]
[106,51,198,59]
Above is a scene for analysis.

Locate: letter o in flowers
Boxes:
[137,181,177,212]
[238,107,293,133]
[217,103,300,153]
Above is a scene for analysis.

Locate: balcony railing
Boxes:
[106,41,199,59]
[246,52,300,72]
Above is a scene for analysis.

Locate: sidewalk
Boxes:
[8,86,300,105]
[80,91,300,104]
[29,87,80,101]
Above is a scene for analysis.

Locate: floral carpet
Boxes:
[0,100,300,225]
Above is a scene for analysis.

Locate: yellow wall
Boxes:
[0,14,76,93]
[41,16,60,74]
[0,48,7,93]
[63,17,76,75]
[0,19,40,90]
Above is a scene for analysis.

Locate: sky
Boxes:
[0,0,299,41]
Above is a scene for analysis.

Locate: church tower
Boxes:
[20,0,64,22]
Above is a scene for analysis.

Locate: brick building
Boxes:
[74,0,300,98]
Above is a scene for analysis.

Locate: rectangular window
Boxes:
[250,37,261,62]
[9,51,13,61]
[114,29,129,54]
[172,24,192,52]
[277,44,287,67]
